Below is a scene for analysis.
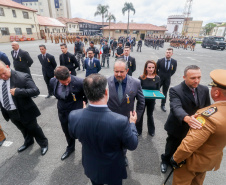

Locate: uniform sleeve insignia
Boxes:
[201,107,217,117]
[196,116,206,126]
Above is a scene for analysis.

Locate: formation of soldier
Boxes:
[144,37,165,49]
[170,38,197,51]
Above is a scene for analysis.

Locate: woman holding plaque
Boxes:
[137,60,160,136]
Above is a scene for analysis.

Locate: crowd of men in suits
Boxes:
[0,38,226,185]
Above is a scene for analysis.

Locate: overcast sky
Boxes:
[70,0,226,26]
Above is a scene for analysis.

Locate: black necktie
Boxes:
[14,51,17,58]
[42,55,45,60]
[166,60,169,70]
[2,80,11,110]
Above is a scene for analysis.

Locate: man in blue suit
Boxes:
[68,74,138,185]
[84,50,101,77]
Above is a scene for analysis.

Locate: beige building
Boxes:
[37,15,66,39]
[14,0,71,18]
[57,17,82,34]
[102,23,167,39]
[0,0,40,43]
[183,20,203,38]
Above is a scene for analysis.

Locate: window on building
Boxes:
[26,28,32,35]
[34,3,36,5]
[0,8,4,16]
[115,30,121,33]
[69,24,71,28]
[14,28,22,35]
[40,9,43,12]
[60,3,62,6]
[23,11,29,19]
[39,2,42,5]
[124,30,130,34]
[30,3,32,5]
[133,30,139,34]
[0,27,10,35]
[12,10,17,17]
[80,24,82,28]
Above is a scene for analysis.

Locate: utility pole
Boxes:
[183,0,193,36]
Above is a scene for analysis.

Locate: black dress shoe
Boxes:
[41,146,48,156]
[0,138,6,146]
[161,105,167,112]
[33,96,37,98]
[150,133,155,137]
[125,156,128,167]
[61,150,74,160]
[45,95,51,99]
[161,162,168,173]
[18,142,34,153]
[77,68,80,71]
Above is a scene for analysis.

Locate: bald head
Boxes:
[12,41,19,50]
[0,60,11,80]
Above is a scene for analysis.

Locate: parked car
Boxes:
[201,36,226,50]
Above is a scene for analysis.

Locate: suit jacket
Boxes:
[84,57,101,77]
[68,105,138,184]
[49,75,86,112]
[174,101,226,172]
[107,75,145,122]
[11,49,33,74]
[0,70,40,123]
[119,56,136,76]
[59,52,79,73]
[156,58,177,80]
[164,81,210,139]
[38,53,57,78]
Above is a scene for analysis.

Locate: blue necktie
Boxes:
[118,82,123,103]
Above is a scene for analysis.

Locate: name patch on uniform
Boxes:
[201,107,217,117]
[196,116,206,126]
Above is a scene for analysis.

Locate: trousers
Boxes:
[159,78,171,106]
[75,53,84,69]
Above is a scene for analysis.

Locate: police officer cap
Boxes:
[118,41,122,44]
[209,69,226,89]
[76,36,80,39]
[90,41,94,44]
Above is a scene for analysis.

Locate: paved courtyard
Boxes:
[0,40,226,185]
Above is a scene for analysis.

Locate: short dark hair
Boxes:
[87,49,94,53]
[60,43,67,48]
[184,65,200,76]
[167,48,173,52]
[83,74,107,102]
[39,45,46,49]
[54,66,70,80]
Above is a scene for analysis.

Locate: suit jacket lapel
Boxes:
[196,85,202,107]
[109,76,120,105]
[10,70,16,89]
[182,81,196,104]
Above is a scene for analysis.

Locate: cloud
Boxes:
[70,0,226,26]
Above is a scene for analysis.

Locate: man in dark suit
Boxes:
[84,50,101,77]
[120,46,136,76]
[49,66,86,160]
[160,65,210,173]
[11,42,33,75]
[156,48,177,112]
[0,51,10,66]
[59,43,79,76]
[68,74,138,185]
[38,45,57,98]
[0,61,48,155]
[107,58,145,166]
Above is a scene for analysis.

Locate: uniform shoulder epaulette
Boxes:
[201,107,217,117]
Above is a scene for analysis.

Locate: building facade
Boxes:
[102,23,167,39]
[212,26,226,38]
[0,0,40,43]
[183,20,203,38]
[57,17,82,35]
[166,15,185,37]
[12,0,71,18]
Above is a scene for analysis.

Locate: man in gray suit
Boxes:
[107,58,145,166]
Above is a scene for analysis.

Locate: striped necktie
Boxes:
[2,80,11,110]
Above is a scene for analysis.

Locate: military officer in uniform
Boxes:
[11,42,33,75]
[111,38,118,57]
[171,69,226,185]
[137,38,142,52]
[60,44,79,76]
[38,45,57,98]
[74,36,85,71]
[115,42,124,59]
[49,66,86,160]
[85,41,100,60]
[102,40,111,68]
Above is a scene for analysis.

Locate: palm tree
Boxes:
[122,2,135,36]
[94,4,109,33]
[106,13,116,38]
